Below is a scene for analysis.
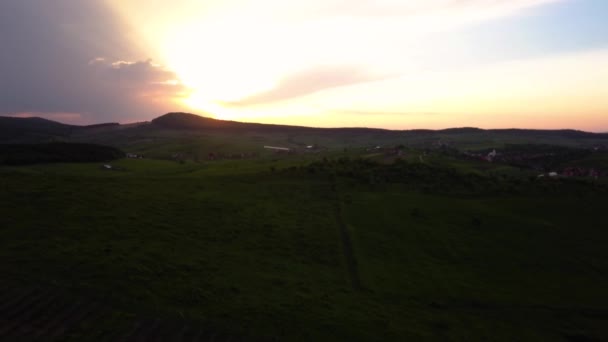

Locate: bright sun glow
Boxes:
[103,0,608,131]
[183,90,241,120]
[162,16,290,116]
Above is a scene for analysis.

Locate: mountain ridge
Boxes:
[2,112,605,135]
[2,113,608,150]
[151,112,607,136]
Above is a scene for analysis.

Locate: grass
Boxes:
[1,157,607,340]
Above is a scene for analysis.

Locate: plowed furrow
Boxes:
[2,295,64,338]
[31,300,85,339]
[0,288,39,314]
[129,318,161,341]
[0,298,57,338]
[186,326,206,342]
[47,302,102,340]
[170,323,190,341]
[151,321,180,341]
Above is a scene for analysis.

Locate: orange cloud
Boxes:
[227,65,389,106]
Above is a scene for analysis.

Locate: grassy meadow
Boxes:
[1,153,607,341]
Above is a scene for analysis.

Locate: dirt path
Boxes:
[331,182,362,291]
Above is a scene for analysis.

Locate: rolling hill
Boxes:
[2,113,608,157]
[0,116,76,142]
[0,116,121,143]
[2,112,608,340]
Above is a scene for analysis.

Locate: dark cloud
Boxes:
[228,65,387,106]
[90,59,178,84]
[89,58,188,98]
[0,0,185,124]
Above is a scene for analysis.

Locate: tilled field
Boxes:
[0,286,255,341]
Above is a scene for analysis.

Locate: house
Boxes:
[485,149,497,162]
[264,146,291,152]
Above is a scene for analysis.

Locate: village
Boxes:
[97,140,608,182]
[463,145,607,179]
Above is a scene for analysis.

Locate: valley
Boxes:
[1,113,607,341]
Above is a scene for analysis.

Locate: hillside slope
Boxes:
[0,117,75,143]
[3,113,608,154]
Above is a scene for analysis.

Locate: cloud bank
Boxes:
[316,0,560,18]
[89,58,187,98]
[228,66,387,106]
[0,0,187,124]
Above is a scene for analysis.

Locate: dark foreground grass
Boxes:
[1,158,607,341]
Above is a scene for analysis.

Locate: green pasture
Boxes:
[1,156,607,340]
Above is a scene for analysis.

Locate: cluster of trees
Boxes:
[286,157,607,196]
[0,143,124,165]
[474,144,593,171]
[290,157,494,193]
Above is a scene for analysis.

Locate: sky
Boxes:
[1,0,607,131]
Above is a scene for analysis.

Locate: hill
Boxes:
[0,116,76,143]
[151,113,607,139]
[0,116,121,143]
[152,112,264,130]
[3,113,608,156]
[2,113,608,340]
[1,154,607,340]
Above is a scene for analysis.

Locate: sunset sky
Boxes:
[1,0,607,131]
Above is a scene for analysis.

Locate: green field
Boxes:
[1,155,607,341]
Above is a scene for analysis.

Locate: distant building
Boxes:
[485,149,497,162]
[264,146,290,152]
